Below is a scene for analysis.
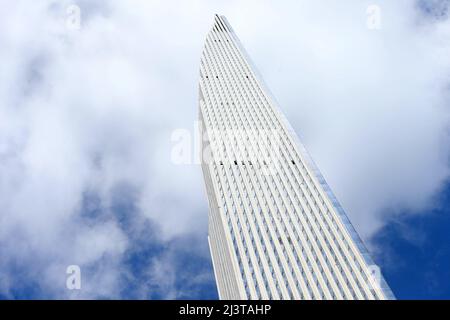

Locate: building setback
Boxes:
[199,14,394,300]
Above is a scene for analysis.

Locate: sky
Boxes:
[0,0,449,299]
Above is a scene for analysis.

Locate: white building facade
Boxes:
[199,15,394,300]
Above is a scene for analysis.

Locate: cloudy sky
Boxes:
[0,0,449,299]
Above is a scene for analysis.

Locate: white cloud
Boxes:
[230,0,450,236]
[0,0,449,298]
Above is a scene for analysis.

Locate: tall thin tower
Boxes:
[199,15,394,300]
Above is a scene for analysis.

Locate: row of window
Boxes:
[200,29,382,299]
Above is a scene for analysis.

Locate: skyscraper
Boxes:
[199,15,394,300]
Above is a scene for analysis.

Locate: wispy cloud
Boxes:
[0,0,449,298]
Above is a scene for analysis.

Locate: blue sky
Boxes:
[373,182,450,299]
[0,0,449,299]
